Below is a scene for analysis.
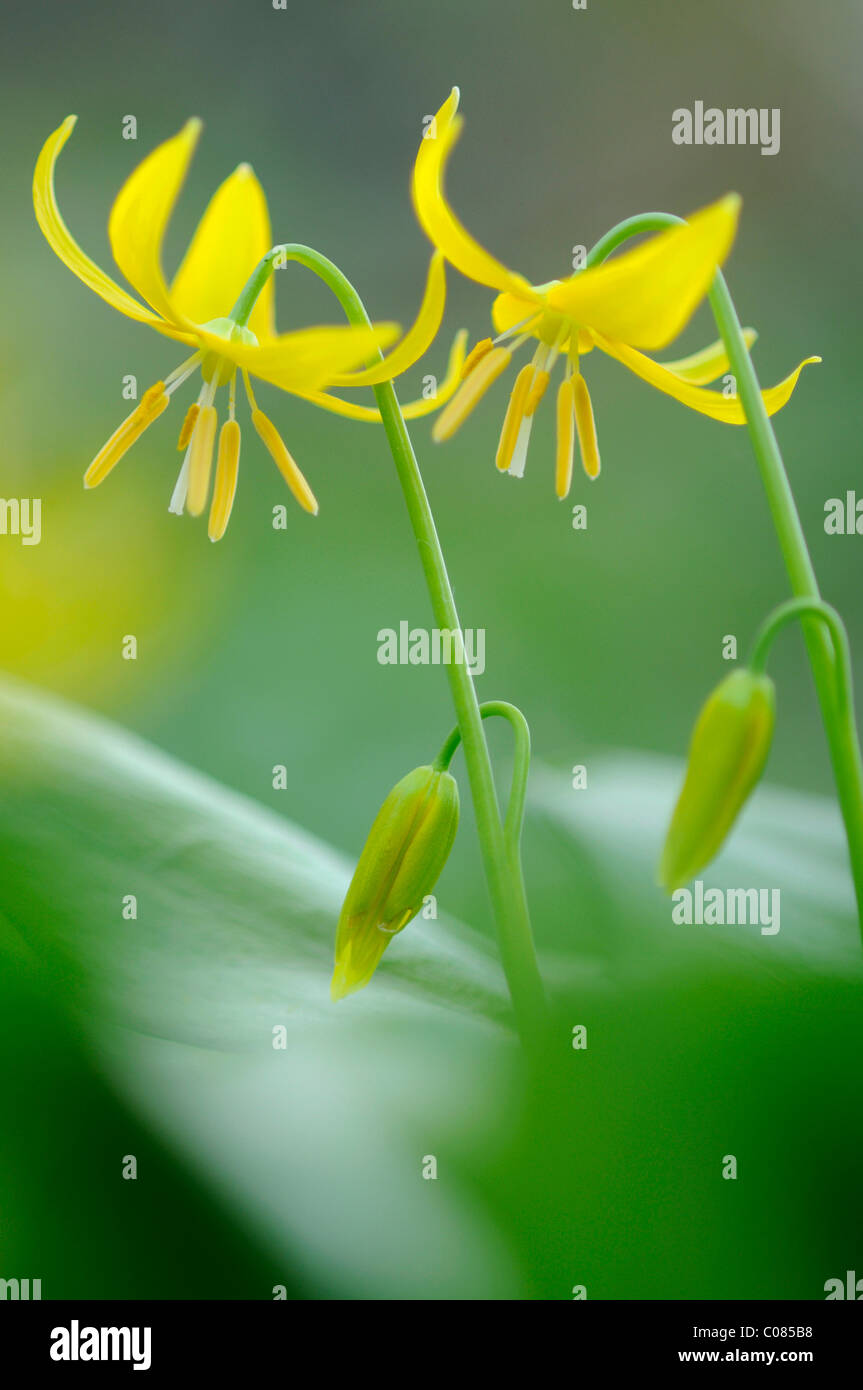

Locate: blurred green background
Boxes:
[2,0,862,1300]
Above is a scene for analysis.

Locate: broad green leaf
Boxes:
[528,751,863,984]
[3,676,862,1300]
[0,676,519,1299]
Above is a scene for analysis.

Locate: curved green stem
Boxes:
[230,247,285,328]
[751,599,854,725]
[435,700,531,855]
[587,213,863,931]
[252,245,548,1045]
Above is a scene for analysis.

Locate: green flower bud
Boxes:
[659,669,775,892]
[331,765,460,1000]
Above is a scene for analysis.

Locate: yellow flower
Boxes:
[412,89,819,498]
[34,117,456,539]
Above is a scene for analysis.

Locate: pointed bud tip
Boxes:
[659,667,775,890]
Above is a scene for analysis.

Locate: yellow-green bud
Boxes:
[659,669,775,892]
[331,765,460,1001]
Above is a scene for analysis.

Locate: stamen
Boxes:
[542,322,571,384]
[491,312,542,346]
[164,351,203,391]
[169,384,207,515]
[241,369,259,413]
[84,382,169,489]
[432,346,512,442]
[176,404,200,451]
[186,404,219,517]
[496,364,534,472]
[572,373,601,479]
[209,419,241,542]
[459,338,494,380]
[252,409,318,515]
[555,377,575,499]
[507,413,534,479]
[524,369,550,415]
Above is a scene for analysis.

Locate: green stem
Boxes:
[435,700,531,855]
[588,213,863,930]
[230,248,284,328]
[751,597,856,734]
[254,245,548,1045]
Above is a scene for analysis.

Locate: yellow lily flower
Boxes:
[413,89,819,498]
[34,117,455,539]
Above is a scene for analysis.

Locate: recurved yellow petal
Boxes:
[108,118,202,327]
[171,163,275,340]
[329,252,447,387]
[200,322,401,393]
[296,329,469,421]
[661,328,758,385]
[491,290,546,339]
[412,88,535,297]
[595,331,820,423]
[33,117,193,343]
[547,196,741,351]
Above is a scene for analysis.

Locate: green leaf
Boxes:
[4,676,862,1300]
[528,750,863,984]
[0,676,519,1298]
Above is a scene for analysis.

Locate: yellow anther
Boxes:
[84,382,169,489]
[176,403,200,450]
[208,419,241,542]
[459,337,494,380]
[496,364,534,472]
[186,404,218,517]
[524,369,550,416]
[252,409,318,515]
[572,373,601,479]
[555,377,575,500]
[432,346,512,442]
